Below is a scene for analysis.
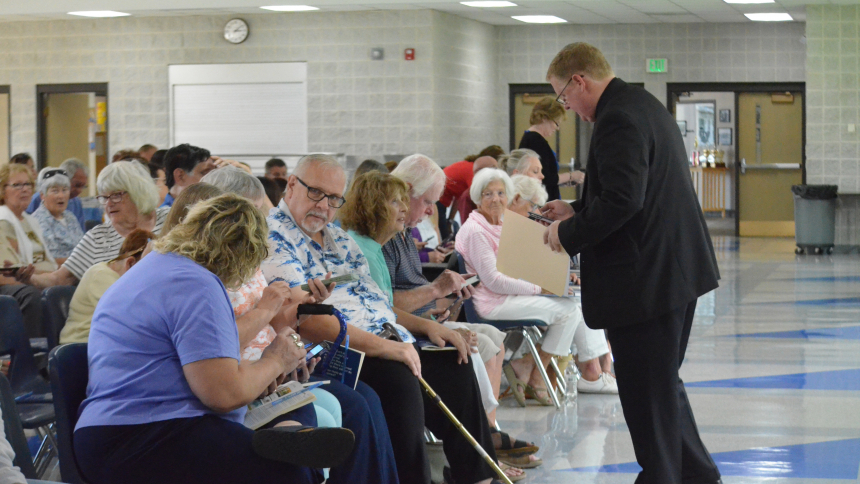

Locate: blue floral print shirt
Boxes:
[261,200,415,343]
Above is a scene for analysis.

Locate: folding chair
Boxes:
[48,343,89,484]
[41,286,77,351]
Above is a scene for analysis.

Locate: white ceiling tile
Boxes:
[650,13,704,22]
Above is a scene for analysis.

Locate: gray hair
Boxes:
[500,149,540,177]
[293,154,347,191]
[59,158,89,179]
[97,161,160,215]
[201,166,265,203]
[470,168,515,205]
[511,174,548,206]
[391,154,446,199]
[37,167,70,196]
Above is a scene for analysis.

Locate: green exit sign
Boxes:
[647,58,668,73]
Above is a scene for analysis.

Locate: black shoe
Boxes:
[252,425,355,468]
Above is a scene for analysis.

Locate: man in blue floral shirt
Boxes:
[262,154,498,484]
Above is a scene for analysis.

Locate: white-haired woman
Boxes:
[19,161,170,288]
[32,168,84,265]
[499,149,544,181]
[455,169,610,406]
[508,175,617,394]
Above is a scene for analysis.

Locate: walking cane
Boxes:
[381,323,513,484]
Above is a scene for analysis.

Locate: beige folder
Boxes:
[496,209,570,296]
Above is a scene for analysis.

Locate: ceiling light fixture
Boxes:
[260,5,319,11]
[745,12,793,21]
[512,15,566,23]
[67,11,130,18]
[461,1,517,7]
[724,0,774,4]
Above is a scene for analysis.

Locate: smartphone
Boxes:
[437,296,463,324]
[0,265,23,275]
[300,273,359,292]
[528,212,555,225]
[441,232,455,246]
[305,343,324,361]
[460,275,479,288]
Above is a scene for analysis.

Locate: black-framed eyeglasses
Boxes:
[41,169,67,181]
[96,191,127,205]
[554,76,574,105]
[295,177,346,208]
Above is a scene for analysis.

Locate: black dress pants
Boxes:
[359,348,496,484]
[607,300,721,484]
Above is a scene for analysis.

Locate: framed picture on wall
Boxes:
[719,109,731,123]
[718,127,732,146]
[677,120,687,136]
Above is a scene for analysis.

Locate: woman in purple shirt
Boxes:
[73,194,354,484]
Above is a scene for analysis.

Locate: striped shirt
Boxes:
[62,207,170,281]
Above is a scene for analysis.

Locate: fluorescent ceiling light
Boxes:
[461,1,517,7]
[260,5,319,11]
[512,15,567,23]
[67,11,130,17]
[745,12,793,21]
[724,0,774,3]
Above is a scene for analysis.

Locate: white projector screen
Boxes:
[169,63,308,157]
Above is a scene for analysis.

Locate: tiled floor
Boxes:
[495,236,860,483]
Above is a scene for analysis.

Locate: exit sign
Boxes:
[647,58,668,73]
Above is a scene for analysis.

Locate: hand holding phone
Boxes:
[300,273,358,292]
[527,212,555,225]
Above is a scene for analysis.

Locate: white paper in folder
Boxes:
[496,209,570,296]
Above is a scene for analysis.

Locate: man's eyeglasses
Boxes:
[554,76,574,105]
[96,191,127,205]
[295,177,346,208]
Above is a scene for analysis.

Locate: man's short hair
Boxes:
[60,158,89,178]
[163,144,211,189]
[546,42,614,82]
[139,144,157,153]
[265,158,287,172]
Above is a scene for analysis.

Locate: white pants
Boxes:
[485,295,581,356]
[572,317,610,361]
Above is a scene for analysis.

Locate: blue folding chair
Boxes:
[48,343,89,484]
[41,286,77,352]
[456,254,563,408]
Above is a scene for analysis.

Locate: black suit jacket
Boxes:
[558,78,719,329]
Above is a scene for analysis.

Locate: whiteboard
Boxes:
[173,83,306,155]
[169,63,308,157]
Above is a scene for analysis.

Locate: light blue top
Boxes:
[261,201,414,343]
[27,194,85,231]
[160,192,175,208]
[76,252,243,428]
[347,231,394,305]
[31,205,84,259]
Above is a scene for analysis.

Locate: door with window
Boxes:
[737,92,804,237]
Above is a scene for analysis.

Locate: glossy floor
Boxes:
[496,237,860,484]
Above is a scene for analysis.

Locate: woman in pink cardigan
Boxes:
[455,170,617,406]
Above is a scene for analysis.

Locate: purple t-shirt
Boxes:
[76,252,243,429]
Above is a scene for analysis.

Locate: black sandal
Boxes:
[490,429,539,457]
[253,425,355,468]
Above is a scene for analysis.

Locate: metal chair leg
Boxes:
[527,326,567,396]
[424,428,441,444]
[521,329,561,409]
[32,425,57,478]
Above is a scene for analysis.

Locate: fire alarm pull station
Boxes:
[404,48,415,61]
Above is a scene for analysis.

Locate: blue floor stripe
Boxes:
[784,276,860,282]
[686,368,860,391]
[733,326,860,340]
[564,438,860,479]
[746,297,860,307]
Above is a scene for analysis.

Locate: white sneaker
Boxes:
[577,373,619,394]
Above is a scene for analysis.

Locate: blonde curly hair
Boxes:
[153,193,268,290]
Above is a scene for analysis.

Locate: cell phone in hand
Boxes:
[300,273,358,292]
[437,296,463,324]
[460,275,479,288]
[0,265,23,275]
[305,343,324,361]
[527,212,555,225]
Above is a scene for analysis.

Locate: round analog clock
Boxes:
[224,18,249,44]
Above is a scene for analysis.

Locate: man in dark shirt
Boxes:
[542,43,721,484]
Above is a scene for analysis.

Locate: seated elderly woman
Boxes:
[19,161,170,288]
[202,166,400,484]
[263,155,499,484]
[499,149,544,181]
[74,194,354,484]
[59,228,154,344]
[32,167,85,265]
[454,169,615,406]
[0,163,57,338]
[508,175,617,394]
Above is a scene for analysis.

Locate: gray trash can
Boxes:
[792,185,838,255]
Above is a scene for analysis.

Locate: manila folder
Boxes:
[496,209,570,296]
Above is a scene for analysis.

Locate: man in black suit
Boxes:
[541,43,722,484]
